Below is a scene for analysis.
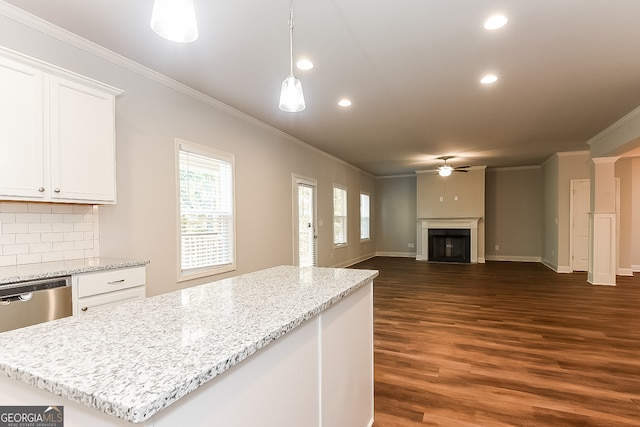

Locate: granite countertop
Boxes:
[0,265,378,423]
[0,257,150,285]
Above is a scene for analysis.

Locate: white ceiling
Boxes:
[6,0,640,175]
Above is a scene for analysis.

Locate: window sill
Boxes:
[178,264,236,282]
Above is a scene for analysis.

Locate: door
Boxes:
[571,179,590,271]
[294,175,317,267]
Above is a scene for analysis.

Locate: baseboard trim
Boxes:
[540,258,572,273]
[485,255,542,263]
[333,253,376,268]
[632,265,640,273]
[617,268,634,277]
[375,251,417,258]
[541,258,557,272]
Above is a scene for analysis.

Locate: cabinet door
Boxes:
[0,56,45,199]
[49,76,116,202]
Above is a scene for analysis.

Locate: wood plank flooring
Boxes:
[350,257,640,427]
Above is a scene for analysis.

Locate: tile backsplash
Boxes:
[0,202,99,267]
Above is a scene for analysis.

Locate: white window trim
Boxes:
[175,139,236,282]
[360,191,371,242]
[333,183,348,248]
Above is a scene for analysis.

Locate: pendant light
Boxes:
[279,1,306,112]
[151,0,199,43]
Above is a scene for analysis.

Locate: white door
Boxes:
[294,176,317,267]
[0,55,44,199]
[571,179,590,271]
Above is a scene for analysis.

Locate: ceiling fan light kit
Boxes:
[436,156,470,177]
[438,165,453,177]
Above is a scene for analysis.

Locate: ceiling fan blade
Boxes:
[454,165,471,169]
[454,169,469,172]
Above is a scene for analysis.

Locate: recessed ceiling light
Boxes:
[296,59,314,70]
[484,15,508,30]
[338,99,352,107]
[480,74,498,84]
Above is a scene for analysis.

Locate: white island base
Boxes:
[0,279,374,427]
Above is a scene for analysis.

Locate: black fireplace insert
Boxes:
[428,228,471,263]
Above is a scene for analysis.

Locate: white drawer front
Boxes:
[76,266,146,298]
[76,286,145,315]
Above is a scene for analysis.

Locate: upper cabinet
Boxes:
[0,47,123,204]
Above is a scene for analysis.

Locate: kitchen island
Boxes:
[0,265,378,426]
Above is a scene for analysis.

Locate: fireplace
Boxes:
[428,228,470,263]
[418,218,480,263]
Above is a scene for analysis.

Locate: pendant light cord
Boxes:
[288,1,295,77]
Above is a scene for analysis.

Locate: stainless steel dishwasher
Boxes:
[0,276,72,333]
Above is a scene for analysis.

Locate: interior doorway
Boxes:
[293,175,317,267]
[570,179,590,271]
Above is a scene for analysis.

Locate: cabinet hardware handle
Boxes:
[54,188,61,193]
[81,306,88,312]
[108,279,126,284]
[38,187,45,192]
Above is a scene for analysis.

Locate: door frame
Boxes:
[292,174,318,266]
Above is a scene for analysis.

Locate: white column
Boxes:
[588,157,618,285]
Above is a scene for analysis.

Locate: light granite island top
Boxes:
[0,265,378,426]
[0,257,150,285]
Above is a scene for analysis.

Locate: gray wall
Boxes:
[485,167,542,261]
[374,175,416,256]
[0,14,375,296]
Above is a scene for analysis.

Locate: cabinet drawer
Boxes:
[76,286,145,315]
[76,267,146,298]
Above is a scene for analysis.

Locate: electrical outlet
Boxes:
[495,245,499,251]
[408,242,415,249]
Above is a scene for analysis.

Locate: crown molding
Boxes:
[0,1,373,178]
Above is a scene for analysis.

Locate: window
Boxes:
[360,192,370,241]
[177,140,235,280]
[333,185,348,247]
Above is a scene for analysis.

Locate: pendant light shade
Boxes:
[279,1,305,112]
[151,0,199,43]
[279,75,305,112]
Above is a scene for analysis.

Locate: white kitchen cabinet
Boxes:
[72,266,146,315]
[0,46,122,204]
[0,54,45,199]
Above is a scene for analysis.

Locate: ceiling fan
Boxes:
[435,156,470,177]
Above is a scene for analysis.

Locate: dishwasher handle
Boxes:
[0,293,33,305]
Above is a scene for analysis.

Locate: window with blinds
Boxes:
[333,185,348,247]
[360,192,370,241]
[178,141,235,279]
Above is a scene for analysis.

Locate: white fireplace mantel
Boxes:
[417,218,480,263]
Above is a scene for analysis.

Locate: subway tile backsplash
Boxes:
[0,202,99,267]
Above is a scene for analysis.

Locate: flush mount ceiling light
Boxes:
[484,14,508,30]
[150,0,199,43]
[480,74,498,84]
[296,59,314,71]
[279,1,306,112]
[338,99,352,107]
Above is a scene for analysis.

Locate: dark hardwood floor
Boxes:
[350,257,640,427]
